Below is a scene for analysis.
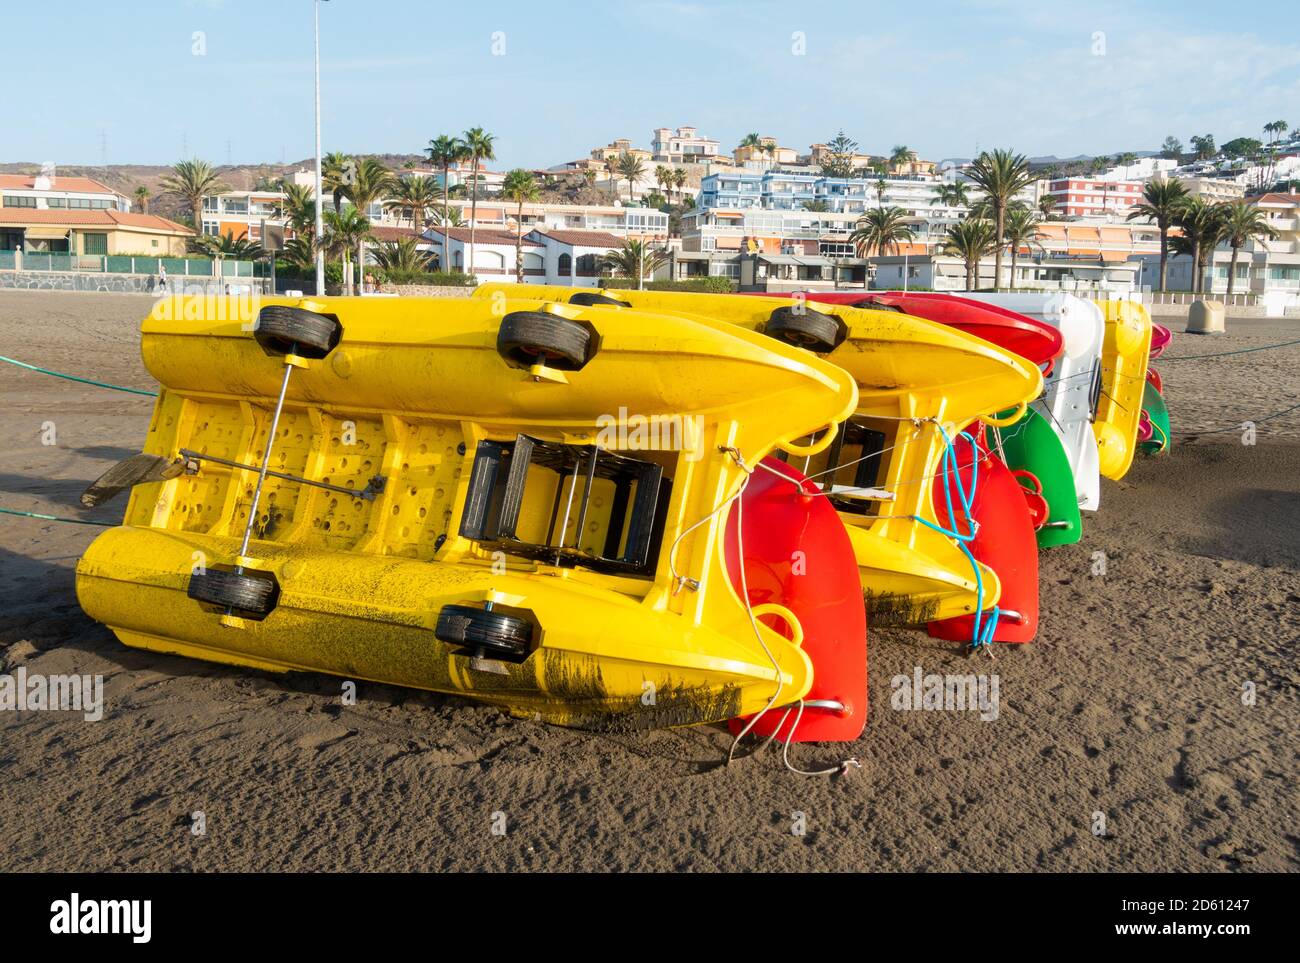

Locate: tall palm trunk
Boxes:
[993,205,1006,290]
[1157,224,1169,292]
[515,198,525,283]
[1227,244,1241,295]
[468,155,480,277]
[1009,246,1019,292]
[441,162,451,273]
[1190,240,1201,294]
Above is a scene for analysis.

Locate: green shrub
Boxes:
[374,268,476,287]
[600,276,735,293]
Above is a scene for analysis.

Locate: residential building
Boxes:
[652,127,721,164]
[201,189,292,243]
[426,227,545,278]
[803,143,879,172]
[1169,175,1246,202]
[0,208,193,256]
[733,136,800,168]
[423,227,631,286]
[0,171,130,214]
[870,254,1141,294]
[1043,177,1144,217]
[1131,192,1300,299]
[591,138,653,165]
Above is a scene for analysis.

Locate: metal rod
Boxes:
[236,360,295,564]
[179,448,381,501]
[555,451,583,561]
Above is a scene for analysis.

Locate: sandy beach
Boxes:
[0,288,1296,872]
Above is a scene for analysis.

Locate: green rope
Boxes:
[1159,338,1300,362]
[0,355,158,396]
[0,506,114,527]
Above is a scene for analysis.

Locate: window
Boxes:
[46,198,66,208]
[82,233,108,255]
[575,253,599,275]
[3,195,37,208]
[558,253,572,274]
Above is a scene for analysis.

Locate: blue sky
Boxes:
[8,0,1300,168]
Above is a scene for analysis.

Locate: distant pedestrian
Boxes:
[158,263,168,293]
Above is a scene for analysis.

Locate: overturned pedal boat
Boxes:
[76,295,861,732]
[475,284,1043,627]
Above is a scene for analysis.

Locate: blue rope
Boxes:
[912,423,1000,651]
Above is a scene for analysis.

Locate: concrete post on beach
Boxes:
[1186,299,1226,335]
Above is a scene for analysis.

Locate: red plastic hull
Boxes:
[724,457,867,742]
[737,290,1064,370]
[926,427,1040,644]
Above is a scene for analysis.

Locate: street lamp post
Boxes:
[313,0,327,296]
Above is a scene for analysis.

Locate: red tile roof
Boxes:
[430,227,541,246]
[369,226,424,242]
[0,208,193,233]
[529,229,625,247]
[1253,193,1300,205]
[0,173,121,195]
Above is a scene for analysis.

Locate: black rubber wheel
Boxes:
[569,292,629,308]
[497,310,592,370]
[764,305,844,352]
[187,569,278,616]
[254,305,342,359]
[1087,364,1103,422]
[435,604,532,659]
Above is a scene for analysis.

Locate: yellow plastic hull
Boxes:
[475,284,1043,622]
[75,295,859,728]
[1093,299,1152,481]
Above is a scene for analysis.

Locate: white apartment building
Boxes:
[0,170,129,212]
[652,126,721,164]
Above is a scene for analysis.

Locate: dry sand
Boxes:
[0,289,1296,872]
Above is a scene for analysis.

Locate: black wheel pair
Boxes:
[764,305,845,353]
[187,568,279,618]
[435,605,532,660]
[254,305,342,359]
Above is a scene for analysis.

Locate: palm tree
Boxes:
[426,135,470,276]
[322,151,352,213]
[943,219,998,291]
[599,239,667,288]
[801,200,830,213]
[194,233,264,260]
[281,235,317,271]
[930,183,970,208]
[616,152,646,201]
[428,204,464,228]
[322,206,371,294]
[274,182,318,240]
[672,168,687,204]
[737,132,762,154]
[654,165,673,201]
[385,175,439,232]
[1036,195,1057,220]
[964,149,1038,290]
[160,159,227,232]
[1172,197,1225,294]
[851,206,915,256]
[889,144,915,173]
[1218,202,1277,294]
[344,158,395,292]
[372,235,432,274]
[1126,178,1190,292]
[460,127,495,276]
[134,185,151,214]
[1001,207,1044,291]
[500,169,541,283]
